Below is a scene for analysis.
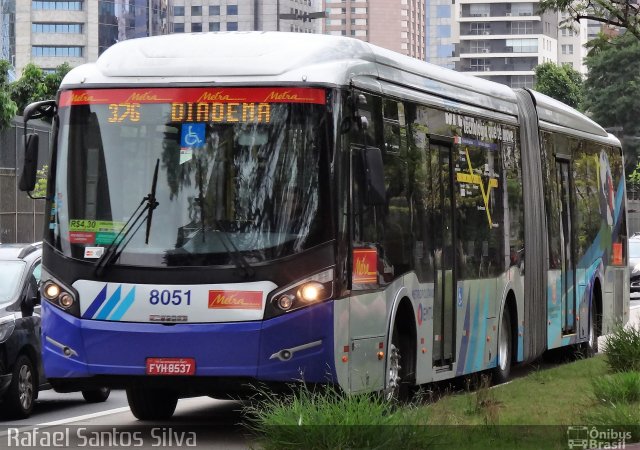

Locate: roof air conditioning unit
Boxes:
[506,12,511,16]
[482,48,489,53]
[485,67,491,71]
[484,31,490,35]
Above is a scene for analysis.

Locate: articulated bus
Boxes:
[20,32,629,419]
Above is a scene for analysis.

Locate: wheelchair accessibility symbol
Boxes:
[181,123,205,148]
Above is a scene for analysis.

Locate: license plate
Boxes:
[146,358,196,375]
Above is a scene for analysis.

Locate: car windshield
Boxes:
[49,87,332,267]
[0,261,26,303]
[630,241,640,259]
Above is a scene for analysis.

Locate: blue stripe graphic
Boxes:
[109,287,136,321]
[95,286,122,320]
[82,285,108,319]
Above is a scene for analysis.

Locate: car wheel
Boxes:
[4,355,36,419]
[126,387,178,420]
[82,387,111,403]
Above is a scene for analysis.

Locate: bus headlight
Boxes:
[43,281,61,300]
[297,282,324,302]
[267,268,334,318]
[40,273,80,317]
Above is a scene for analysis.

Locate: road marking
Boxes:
[38,406,132,426]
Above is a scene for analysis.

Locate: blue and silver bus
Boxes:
[20,32,629,419]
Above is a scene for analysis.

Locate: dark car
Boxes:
[0,243,110,419]
[629,234,640,300]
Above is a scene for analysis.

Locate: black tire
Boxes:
[126,387,178,420]
[4,355,36,419]
[384,327,402,402]
[493,308,512,384]
[583,302,599,357]
[82,387,111,403]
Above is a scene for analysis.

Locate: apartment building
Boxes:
[425,0,458,69]
[455,0,559,88]
[557,13,588,75]
[1,0,170,75]
[170,0,320,33]
[323,0,426,60]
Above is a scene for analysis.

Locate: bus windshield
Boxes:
[50,87,332,267]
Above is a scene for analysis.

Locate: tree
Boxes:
[0,59,17,131]
[583,32,640,172]
[539,0,640,40]
[534,62,584,109]
[9,63,49,115]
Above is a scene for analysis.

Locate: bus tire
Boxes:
[384,327,402,402]
[583,301,599,357]
[126,387,178,420]
[82,387,111,403]
[493,308,512,384]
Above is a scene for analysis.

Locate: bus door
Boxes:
[431,138,456,367]
[557,158,576,335]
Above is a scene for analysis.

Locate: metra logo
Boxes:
[208,290,262,310]
[71,93,106,103]
[82,285,137,321]
[124,91,170,103]
[263,91,315,102]
[196,91,244,102]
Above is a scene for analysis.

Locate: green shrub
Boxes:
[592,372,640,404]
[242,385,430,450]
[603,325,640,373]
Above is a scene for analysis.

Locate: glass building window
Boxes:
[437,44,455,57]
[510,21,533,34]
[437,25,451,38]
[227,4,238,15]
[470,58,490,71]
[436,5,451,18]
[512,3,534,16]
[470,22,490,35]
[209,22,220,31]
[470,40,489,53]
[32,46,83,57]
[209,5,220,15]
[469,4,490,17]
[506,38,538,53]
[32,1,83,10]
[561,44,574,54]
[191,6,202,16]
[174,23,184,33]
[173,6,184,16]
[32,23,83,33]
[227,22,238,31]
[511,75,534,88]
[192,22,202,32]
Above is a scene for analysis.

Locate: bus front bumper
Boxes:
[41,301,336,389]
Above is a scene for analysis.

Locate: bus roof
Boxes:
[60,32,518,115]
[60,32,615,145]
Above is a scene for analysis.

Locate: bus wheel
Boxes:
[126,387,178,420]
[493,308,512,384]
[82,387,111,403]
[583,303,599,357]
[384,328,402,402]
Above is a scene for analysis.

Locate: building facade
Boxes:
[425,0,457,69]
[455,0,559,88]
[2,0,170,75]
[170,0,321,33]
[323,0,426,60]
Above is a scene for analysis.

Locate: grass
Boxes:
[245,351,640,449]
[602,324,640,372]
[592,371,640,404]
[242,385,430,450]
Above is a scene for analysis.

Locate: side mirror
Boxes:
[362,147,386,206]
[19,133,39,193]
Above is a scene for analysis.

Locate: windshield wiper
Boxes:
[94,159,160,277]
